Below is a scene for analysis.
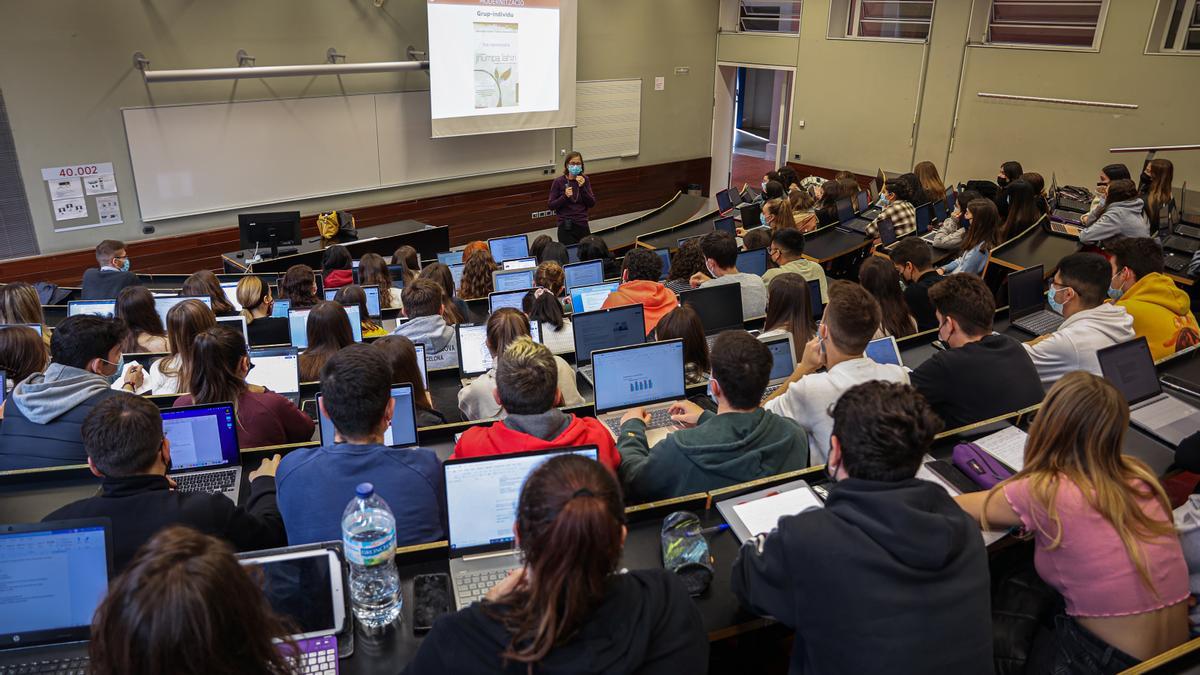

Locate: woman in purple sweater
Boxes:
[548,151,596,245]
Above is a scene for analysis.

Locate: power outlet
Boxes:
[531,210,553,219]
[794,153,802,160]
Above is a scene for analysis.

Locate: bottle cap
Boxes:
[355,482,374,498]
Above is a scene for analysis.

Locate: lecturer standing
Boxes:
[548,151,596,245]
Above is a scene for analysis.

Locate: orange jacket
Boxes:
[601,280,679,335]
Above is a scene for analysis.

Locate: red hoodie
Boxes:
[324,268,354,289]
[452,414,620,471]
[601,280,679,335]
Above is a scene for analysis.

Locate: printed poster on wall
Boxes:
[52,197,87,221]
[41,162,120,231]
[49,178,83,200]
[96,195,122,224]
[83,173,117,195]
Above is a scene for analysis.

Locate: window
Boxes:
[1162,0,1200,51]
[848,1,935,41]
[739,1,803,34]
[987,1,1108,49]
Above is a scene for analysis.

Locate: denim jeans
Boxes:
[1052,614,1140,675]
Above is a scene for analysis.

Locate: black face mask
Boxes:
[997,176,1010,188]
[1139,173,1152,189]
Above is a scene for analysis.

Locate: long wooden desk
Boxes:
[221,220,448,274]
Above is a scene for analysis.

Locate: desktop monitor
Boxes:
[488,235,530,263]
[238,212,301,258]
[564,260,604,290]
[737,248,769,277]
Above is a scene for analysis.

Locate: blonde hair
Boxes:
[982,371,1175,593]
[763,198,795,232]
[0,283,45,326]
[236,276,270,323]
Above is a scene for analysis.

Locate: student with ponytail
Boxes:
[403,454,706,674]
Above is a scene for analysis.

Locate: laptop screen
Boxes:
[715,216,736,236]
[934,199,948,221]
[0,521,110,648]
[865,336,902,366]
[572,304,646,365]
[67,300,116,318]
[0,323,42,336]
[0,372,5,407]
[246,346,300,395]
[154,296,212,327]
[679,284,743,334]
[448,263,465,293]
[444,447,600,552]
[1007,265,1046,317]
[737,248,768,277]
[564,260,604,290]
[915,204,933,234]
[457,321,543,377]
[653,248,671,280]
[216,315,249,345]
[716,189,732,213]
[566,244,580,263]
[855,190,869,213]
[221,282,243,311]
[289,306,362,349]
[836,198,854,223]
[592,340,686,414]
[488,235,529,263]
[162,403,240,471]
[570,281,620,314]
[489,289,528,314]
[271,299,291,318]
[493,268,535,293]
[437,250,464,266]
[318,384,418,447]
[761,334,795,381]
[503,257,537,271]
[323,285,381,317]
[1098,338,1161,405]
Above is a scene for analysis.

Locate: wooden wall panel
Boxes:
[0,158,710,286]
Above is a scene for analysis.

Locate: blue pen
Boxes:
[683,523,730,537]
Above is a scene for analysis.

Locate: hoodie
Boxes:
[452,410,620,471]
[601,280,679,335]
[1078,197,1150,244]
[732,478,993,675]
[323,268,354,289]
[0,364,121,470]
[1116,272,1200,361]
[1023,302,1135,385]
[617,409,808,502]
[401,569,706,675]
[391,314,458,369]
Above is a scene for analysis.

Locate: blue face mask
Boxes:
[120,258,131,272]
[568,164,583,176]
[1107,271,1125,301]
[1046,287,1065,314]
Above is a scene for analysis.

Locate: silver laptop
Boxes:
[455,320,543,387]
[444,446,600,610]
[1098,337,1200,446]
[245,345,301,405]
[1007,265,1065,337]
[758,332,796,400]
[318,384,418,447]
[864,335,904,367]
[571,304,646,385]
[592,339,687,444]
[0,519,112,673]
[162,402,243,502]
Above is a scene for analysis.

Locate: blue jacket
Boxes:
[276,442,446,546]
[941,242,989,276]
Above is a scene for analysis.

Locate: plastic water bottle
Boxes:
[342,483,402,629]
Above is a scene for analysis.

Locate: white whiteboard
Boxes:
[573,79,641,161]
[123,92,556,221]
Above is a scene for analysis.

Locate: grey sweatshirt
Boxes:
[1078,197,1150,244]
[13,363,111,424]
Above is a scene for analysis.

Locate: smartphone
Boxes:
[1161,375,1200,399]
[412,573,452,634]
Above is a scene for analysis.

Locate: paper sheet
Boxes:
[731,487,823,537]
[49,178,83,200]
[52,197,87,221]
[96,195,122,224]
[974,425,1028,472]
[83,173,118,195]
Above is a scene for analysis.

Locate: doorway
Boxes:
[710,64,793,193]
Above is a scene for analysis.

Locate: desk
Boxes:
[221,220,448,274]
[592,193,710,251]
[801,225,872,264]
[990,220,1079,273]
[635,210,720,251]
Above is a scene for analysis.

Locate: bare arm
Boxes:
[955,489,1022,531]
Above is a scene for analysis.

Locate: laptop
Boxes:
[245,346,301,405]
[0,372,5,407]
[592,339,687,442]
[66,299,116,318]
[0,322,43,336]
[1163,234,1200,255]
[448,263,465,293]
[444,446,600,610]
[933,199,948,222]
[737,248,769,276]
[492,268,535,293]
[487,234,530,263]
[865,336,904,367]
[0,519,112,673]
[569,281,620,314]
[318,383,418,447]
[835,197,856,224]
[915,204,933,235]
[154,295,212,326]
[677,234,704,249]
[877,217,898,246]
[437,250,464,266]
[324,285,382,317]
[1098,337,1200,445]
[653,248,672,280]
[488,288,529,314]
[271,298,291,318]
[564,259,605,290]
[1007,265,1065,336]
[1050,172,1090,213]
[455,321,543,385]
[854,190,870,215]
[289,305,363,349]
[716,187,734,214]
[678,284,744,348]
[221,281,243,311]
[739,204,762,230]
[162,402,243,502]
[216,314,249,345]
[808,279,825,321]
[715,216,737,237]
[571,304,647,385]
[759,332,796,400]
[1046,194,1081,236]
[566,244,580,263]
[502,256,537,271]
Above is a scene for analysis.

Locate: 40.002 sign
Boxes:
[41,162,114,181]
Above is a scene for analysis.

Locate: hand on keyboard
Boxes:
[484,568,526,602]
[668,400,704,428]
[620,407,650,427]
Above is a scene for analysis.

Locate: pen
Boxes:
[683,523,730,537]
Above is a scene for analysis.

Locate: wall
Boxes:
[715,0,1200,190]
[0,0,719,258]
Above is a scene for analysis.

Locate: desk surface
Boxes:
[594,193,711,250]
[635,210,720,250]
[802,225,872,264]
[990,222,1080,273]
[222,219,436,273]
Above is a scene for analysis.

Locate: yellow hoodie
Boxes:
[1115,272,1200,360]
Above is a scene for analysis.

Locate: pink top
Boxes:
[1003,476,1188,617]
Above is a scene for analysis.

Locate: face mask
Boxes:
[826,455,839,483]
[706,261,716,278]
[1107,271,1126,301]
[997,176,1009,188]
[937,318,950,345]
[761,181,768,192]
[120,258,131,272]
[568,164,583,176]
[707,379,719,405]
[1046,287,1065,315]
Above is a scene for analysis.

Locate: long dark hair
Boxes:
[89,526,298,675]
[162,299,217,380]
[417,263,464,324]
[358,253,397,309]
[667,241,706,283]
[485,455,625,665]
[523,287,565,331]
[961,198,1003,253]
[391,246,420,285]
[1001,179,1041,239]
[371,335,437,415]
[0,325,48,384]
[182,270,236,316]
[187,327,248,411]
[333,285,383,333]
[280,265,319,309]
[763,273,816,349]
[299,302,354,381]
[116,286,166,354]
[321,245,352,274]
[655,305,710,373]
[858,257,915,338]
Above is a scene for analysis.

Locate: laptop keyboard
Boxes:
[604,408,673,436]
[0,655,88,674]
[762,383,782,400]
[174,469,236,495]
[1052,209,1082,224]
[456,567,518,608]
[1135,398,1199,430]
[1164,236,1200,254]
[1014,312,1064,336]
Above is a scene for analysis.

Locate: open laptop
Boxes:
[221,281,243,311]
[758,332,796,400]
[915,203,933,235]
[564,259,604,290]
[246,345,301,405]
[271,298,291,318]
[488,288,528,314]
[592,339,687,442]
[1098,337,1200,445]
[678,283,744,348]
[715,216,737,237]
[154,295,212,326]
[448,263,465,293]
[318,383,418,447]
[716,187,734,214]
[492,268,535,293]
[1046,193,1082,236]
[324,285,382,317]
[653,248,672,280]
[1050,172,1091,213]
[67,299,116,318]
[444,446,600,610]
[455,321,543,385]
[0,519,112,674]
[487,234,530,263]
[569,280,620,314]
[162,402,243,502]
[865,335,904,367]
[289,306,363,349]
[737,248,769,276]
[437,250,464,266]
[572,304,647,385]
[877,217,899,246]
[1007,265,1064,336]
[216,314,249,345]
[739,204,762,230]
[502,257,537,271]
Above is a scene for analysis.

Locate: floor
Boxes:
[729,128,779,190]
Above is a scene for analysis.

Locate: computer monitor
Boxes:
[456,321,543,378]
[245,346,301,396]
[715,217,737,236]
[488,288,529,314]
[569,281,620,315]
[437,250,464,266]
[591,339,687,415]
[323,285,381,317]
[154,295,212,327]
[67,299,116,318]
[572,304,646,365]
[737,248,768,277]
[238,212,301,259]
[653,248,671,280]
[215,315,249,344]
[716,188,733,213]
[492,268,535,293]
[161,403,241,471]
[502,257,537,271]
[319,384,418,447]
[679,284,743,334]
[289,305,362,349]
[487,235,530,263]
[563,260,604,290]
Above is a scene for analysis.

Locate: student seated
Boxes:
[617,331,807,501]
[1142,158,1176,235]
[298,301,354,382]
[453,338,618,470]
[279,264,320,310]
[759,196,794,233]
[89,527,299,674]
[741,226,772,252]
[321,244,354,289]
[115,286,168,354]
[578,235,621,280]
[0,282,52,348]
[82,239,140,300]
[859,257,916,338]
[0,316,141,469]
[733,380,992,674]
[1025,253,1135,385]
[939,198,1001,276]
[762,280,908,465]
[600,247,678,335]
[931,189,980,250]
[174,327,314,448]
[523,286,574,355]
[996,160,1024,219]
[138,299,216,395]
[236,275,289,346]
[182,270,237,317]
[1000,179,1042,240]
[653,306,710,385]
[459,249,498,300]
[371,335,447,427]
[889,237,941,331]
[45,395,285,571]
[419,262,468,324]
[912,274,1043,429]
[1108,237,1200,360]
[761,227,828,302]
[688,230,767,320]
[914,160,947,205]
[663,240,706,295]
[334,284,388,338]
[1078,178,1150,245]
[866,173,917,240]
[1081,163,1133,226]
[404,454,706,674]
[276,345,445,545]
[0,324,48,389]
[957,372,1188,672]
[761,273,817,348]
[392,278,459,369]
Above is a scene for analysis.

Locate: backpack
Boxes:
[316,210,356,240]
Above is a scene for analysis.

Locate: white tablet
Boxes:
[238,547,346,640]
